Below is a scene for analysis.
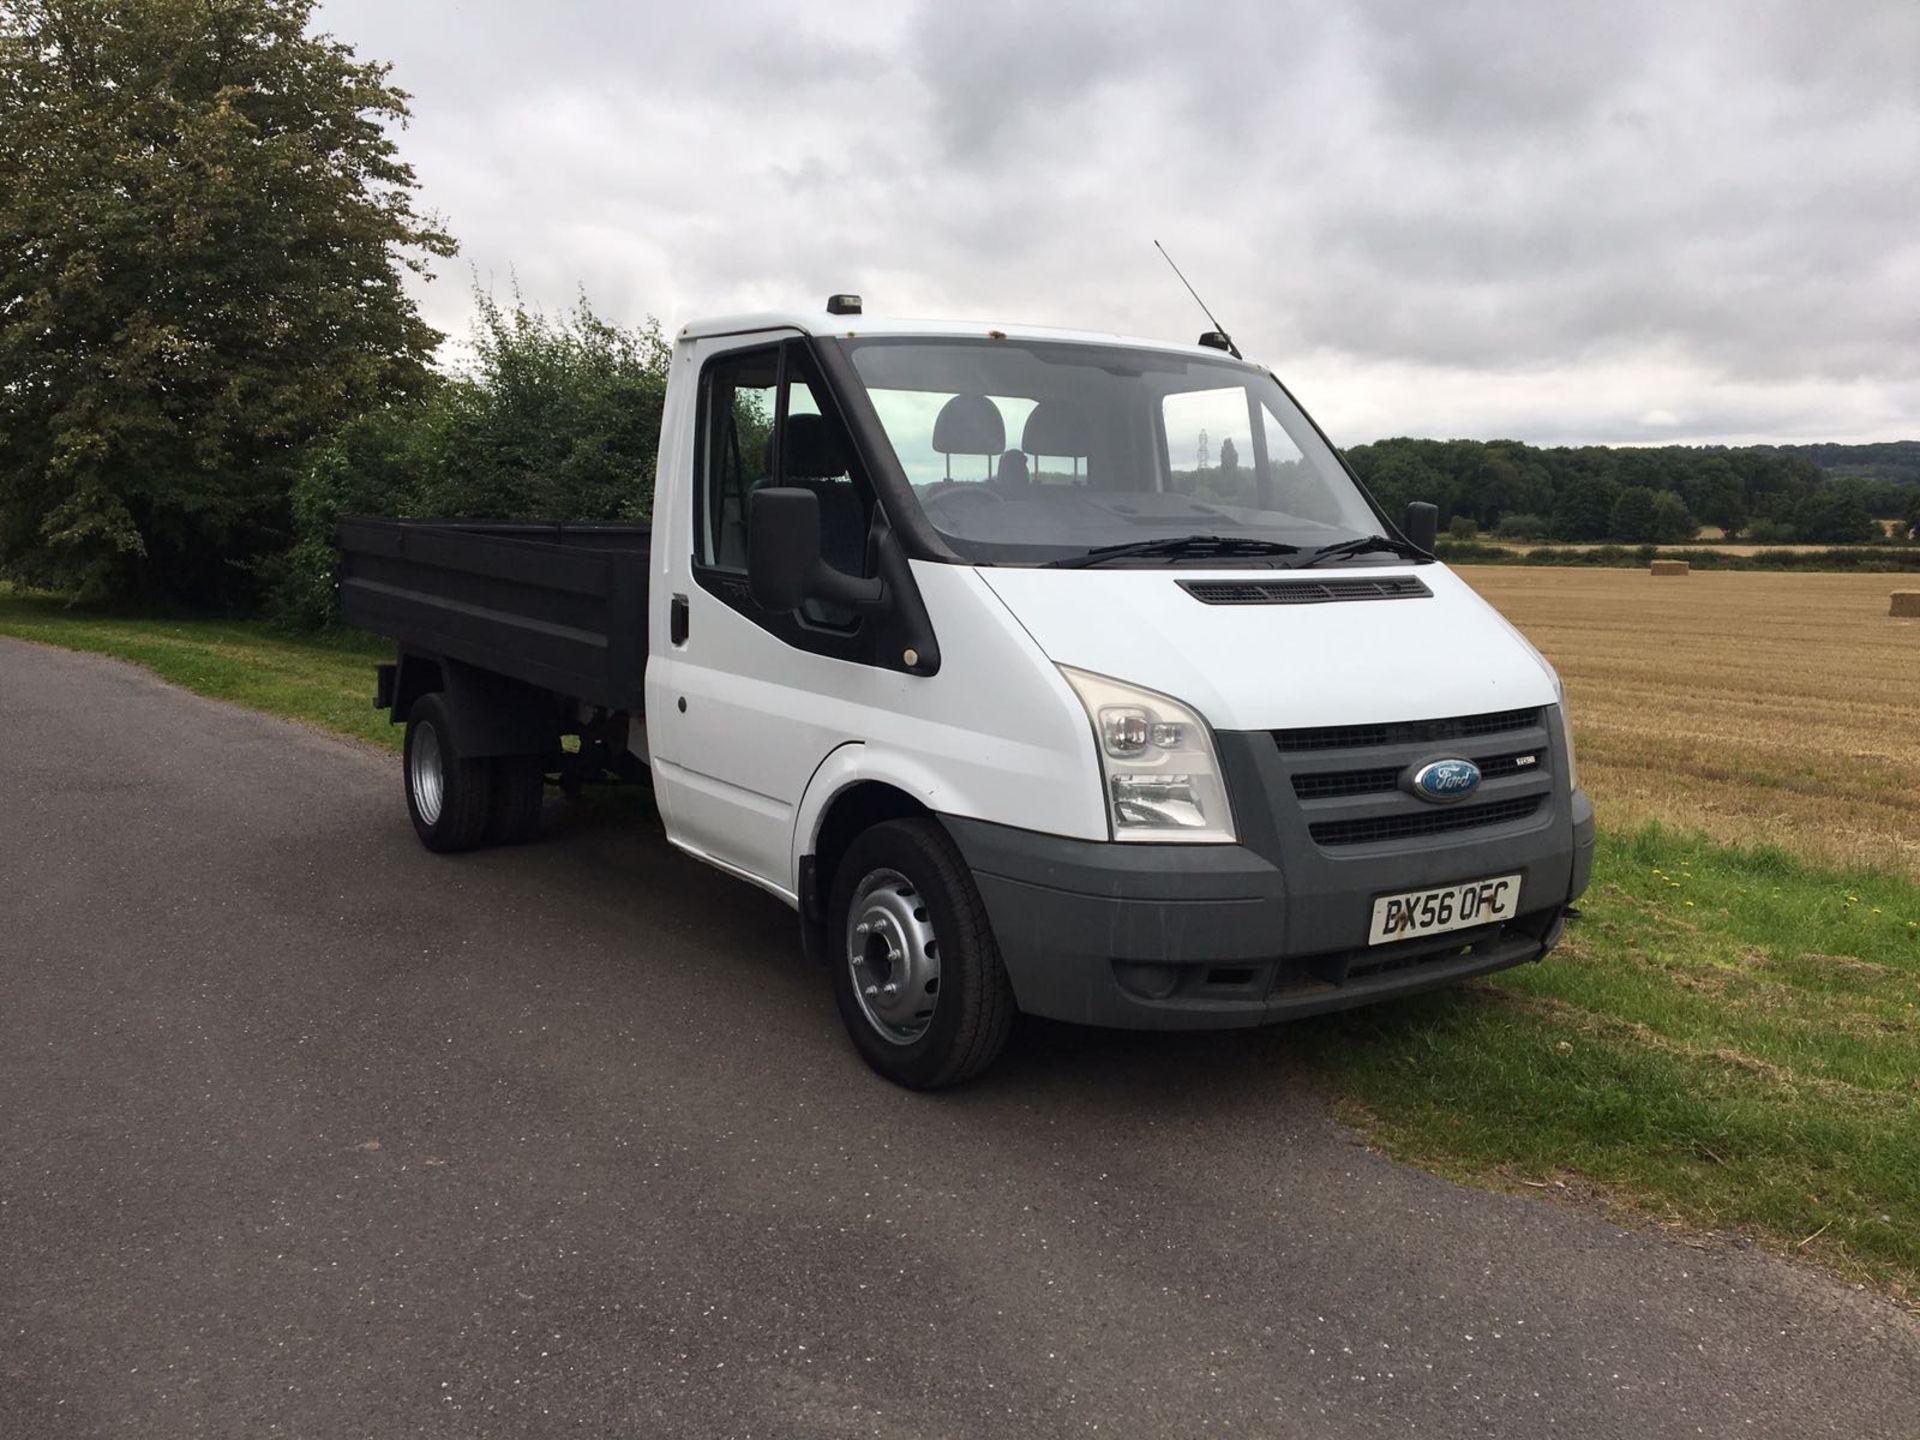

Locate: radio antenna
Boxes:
[1154,240,1241,358]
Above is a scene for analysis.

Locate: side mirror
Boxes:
[748,487,819,611]
[1403,501,1439,553]
[748,487,885,612]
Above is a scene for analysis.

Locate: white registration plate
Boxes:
[1368,874,1522,946]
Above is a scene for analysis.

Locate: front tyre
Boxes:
[827,818,1015,1089]
[404,693,492,853]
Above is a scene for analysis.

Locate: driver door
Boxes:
[646,336,881,896]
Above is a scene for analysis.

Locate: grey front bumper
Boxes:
[941,787,1594,1031]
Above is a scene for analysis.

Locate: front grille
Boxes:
[1289,748,1544,801]
[1291,765,1403,800]
[1476,751,1545,782]
[1179,576,1431,606]
[1275,707,1540,754]
[1307,794,1544,846]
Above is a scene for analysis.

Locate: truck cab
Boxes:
[340,302,1594,1087]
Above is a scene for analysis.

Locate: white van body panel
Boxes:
[776,568,1108,864]
[652,561,1108,901]
[974,563,1558,732]
[644,330,1107,899]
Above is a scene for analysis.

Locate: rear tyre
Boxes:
[827,818,1015,1089]
[486,757,547,845]
[404,693,492,853]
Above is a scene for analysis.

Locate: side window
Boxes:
[1161,386,1258,506]
[695,342,876,631]
[699,347,778,570]
[781,359,876,589]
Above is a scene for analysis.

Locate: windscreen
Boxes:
[845,338,1383,565]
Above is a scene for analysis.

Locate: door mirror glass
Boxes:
[747,487,822,612]
[749,485,888,614]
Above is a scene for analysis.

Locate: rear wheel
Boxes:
[486,757,547,845]
[827,818,1015,1089]
[404,693,491,853]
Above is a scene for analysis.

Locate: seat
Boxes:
[1022,402,1093,481]
[931,394,1006,481]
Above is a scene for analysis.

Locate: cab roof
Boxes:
[674,311,1242,362]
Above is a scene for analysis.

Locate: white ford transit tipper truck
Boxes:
[337,300,1594,1088]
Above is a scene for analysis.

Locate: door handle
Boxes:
[670,593,689,646]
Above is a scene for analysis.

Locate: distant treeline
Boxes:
[1782,441,1920,488]
[1435,539,1920,573]
[1344,438,1920,545]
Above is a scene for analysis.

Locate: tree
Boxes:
[1343,437,1450,522]
[277,289,671,627]
[1217,436,1238,473]
[0,0,455,604]
[1608,486,1660,543]
[1650,491,1696,544]
[1554,475,1619,540]
[1493,512,1549,540]
[1700,486,1747,538]
[1790,493,1877,545]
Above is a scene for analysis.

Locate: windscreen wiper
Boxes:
[1291,534,1431,569]
[1044,534,1304,569]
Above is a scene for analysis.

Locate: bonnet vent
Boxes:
[1177,576,1432,606]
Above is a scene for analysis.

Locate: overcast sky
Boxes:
[313,0,1917,447]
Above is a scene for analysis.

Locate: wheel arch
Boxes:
[392,652,562,759]
[803,774,933,928]
[389,652,445,727]
[799,741,1004,923]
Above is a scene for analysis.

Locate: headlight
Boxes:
[1058,667,1236,843]
[1551,674,1579,794]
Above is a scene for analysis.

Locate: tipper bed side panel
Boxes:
[335,518,651,712]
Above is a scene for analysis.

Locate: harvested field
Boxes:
[1459,567,1920,876]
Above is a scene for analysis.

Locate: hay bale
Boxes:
[1650,559,1690,576]
[1892,590,1920,618]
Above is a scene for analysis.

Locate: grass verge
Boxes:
[6,588,1918,1297]
[1297,825,1920,1301]
[0,587,398,751]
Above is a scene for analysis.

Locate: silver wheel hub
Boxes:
[846,868,940,1045]
[410,721,445,825]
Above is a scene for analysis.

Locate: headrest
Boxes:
[763,414,850,479]
[931,394,1006,456]
[1021,402,1092,458]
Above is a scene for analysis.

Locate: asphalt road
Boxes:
[3,637,1916,1440]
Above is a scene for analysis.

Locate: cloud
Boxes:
[314,0,1919,445]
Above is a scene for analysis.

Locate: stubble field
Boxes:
[1459,567,1920,877]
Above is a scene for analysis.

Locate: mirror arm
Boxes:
[809,564,885,609]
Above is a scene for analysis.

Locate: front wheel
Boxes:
[404,693,492,853]
[827,818,1015,1088]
